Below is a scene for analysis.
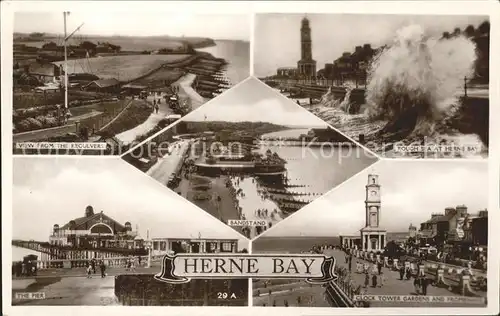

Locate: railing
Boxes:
[12,254,165,271]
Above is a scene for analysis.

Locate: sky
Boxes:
[12,157,248,250]
[183,77,328,127]
[259,160,488,237]
[14,12,250,40]
[254,13,488,77]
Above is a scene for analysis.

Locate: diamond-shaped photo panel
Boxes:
[123,77,378,239]
[252,160,488,308]
[254,14,489,158]
[12,157,249,306]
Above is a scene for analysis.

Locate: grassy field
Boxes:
[132,68,185,86]
[53,54,191,81]
[76,99,132,133]
[98,99,152,136]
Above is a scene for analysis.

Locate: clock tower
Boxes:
[360,174,386,252]
[297,16,317,79]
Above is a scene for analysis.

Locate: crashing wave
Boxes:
[365,24,476,139]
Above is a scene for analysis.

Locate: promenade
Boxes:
[115,93,173,145]
[147,140,190,184]
[176,73,206,111]
[12,265,162,306]
[326,249,486,307]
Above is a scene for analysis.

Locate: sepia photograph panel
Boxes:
[122,78,378,239]
[11,157,249,306]
[252,160,488,307]
[254,14,490,158]
[13,12,250,155]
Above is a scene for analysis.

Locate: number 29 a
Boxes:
[217,292,236,299]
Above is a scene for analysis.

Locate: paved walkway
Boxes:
[13,275,120,306]
[253,280,330,307]
[115,94,172,145]
[147,140,190,184]
[175,73,206,110]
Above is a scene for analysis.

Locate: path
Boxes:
[253,280,330,307]
[13,275,119,306]
[147,140,190,184]
[326,249,486,307]
[13,124,78,142]
[175,73,206,110]
[115,94,173,145]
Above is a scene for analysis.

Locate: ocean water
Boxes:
[260,129,374,197]
[196,40,250,85]
[253,236,341,253]
[12,246,42,261]
[231,128,374,225]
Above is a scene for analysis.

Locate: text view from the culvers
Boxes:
[11,157,250,306]
[252,160,488,307]
[12,12,250,155]
[122,77,378,239]
[254,14,490,158]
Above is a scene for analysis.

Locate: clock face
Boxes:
[370,190,377,196]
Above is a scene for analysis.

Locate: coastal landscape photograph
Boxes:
[11,157,249,306]
[254,14,489,158]
[123,78,378,239]
[13,12,250,155]
[253,160,488,307]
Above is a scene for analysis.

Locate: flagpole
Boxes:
[64,12,68,109]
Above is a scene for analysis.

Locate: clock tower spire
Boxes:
[360,173,386,252]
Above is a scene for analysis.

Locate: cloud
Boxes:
[260,160,487,237]
[13,158,246,246]
[254,14,488,77]
[184,78,328,127]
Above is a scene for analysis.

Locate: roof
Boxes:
[424,213,455,224]
[59,212,124,232]
[86,78,120,89]
[122,83,148,90]
[29,62,57,76]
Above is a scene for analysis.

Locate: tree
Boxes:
[384,240,403,258]
[452,27,461,37]
[29,32,45,38]
[464,25,475,38]
[79,41,97,52]
[42,41,58,50]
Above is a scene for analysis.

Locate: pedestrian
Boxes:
[372,273,378,288]
[377,261,383,275]
[406,267,412,280]
[379,272,385,287]
[413,276,420,294]
[91,258,96,274]
[399,266,405,280]
[87,264,92,278]
[364,272,369,288]
[99,260,106,278]
[421,277,428,295]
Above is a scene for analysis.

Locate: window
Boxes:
[221,242,232,252]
